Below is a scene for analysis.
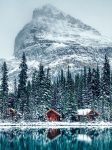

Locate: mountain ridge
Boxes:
[14,4,107,59]
[32,4,100,35]
[0,4,112,91]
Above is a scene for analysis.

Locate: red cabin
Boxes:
[6,108,22,121]
[46,109,61,121]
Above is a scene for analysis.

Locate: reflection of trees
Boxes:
[0,128,112,150]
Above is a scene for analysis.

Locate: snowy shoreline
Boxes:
[0,122,112,129]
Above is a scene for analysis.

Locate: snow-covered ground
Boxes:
[0,121,112,129]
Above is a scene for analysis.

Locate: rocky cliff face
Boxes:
[14,4,112,70]
[1,4,112,91]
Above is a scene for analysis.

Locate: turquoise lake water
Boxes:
[0,128,112,150]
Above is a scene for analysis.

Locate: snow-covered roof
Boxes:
[77,109,91,116]
[46,109,61,116]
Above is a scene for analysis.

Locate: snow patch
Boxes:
[0,121,112,129]
[77,109,92,116]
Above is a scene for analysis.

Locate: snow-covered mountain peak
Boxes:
[1,4,112,90]
[32,4,100,35]
[12,4,112,76]
[33,4,65,19]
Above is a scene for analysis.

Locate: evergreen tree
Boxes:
[30,70,38,119]
[65,66,76,120]
[31,70,38,99]
[83,66,87,88]
[96,65,100,97]
[14,79,18,98]
[26,81,31,103]
[102,55,110,96]
[52,80,58,109]
[18,52,28,116]
[36,64,45,107]
[95,65,100,111]
[87,67,92,107]
[77,73,83,108]
[34,64,49,120]
[25,81,31,120]
[110,73,112,121]
[101,55,110,120]
[44,68,52,107]
[1,62,8,98]
[1,62,8,118]
[57,69,66,113]
[91,68,97,108]
[74,73,80,107]
[82,67,88,108]
[89,66,100,110]
[1,53,112,121]
[0,85,2,118]
[14,79,18,109]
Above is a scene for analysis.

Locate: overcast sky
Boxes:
[0,0,112,59]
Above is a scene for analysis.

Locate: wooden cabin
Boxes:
[7,108,16,114]
[77,109,99,122]
[47,129,60,140]
[46,109,61,121]
[6,108,22,121]
[87,110,99,120]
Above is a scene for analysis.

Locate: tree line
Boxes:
[0,53,112,121]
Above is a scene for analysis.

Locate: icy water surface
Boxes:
[0,127,112,150]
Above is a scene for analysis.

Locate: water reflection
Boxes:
[47,128,60,140]
[0,127,112,150]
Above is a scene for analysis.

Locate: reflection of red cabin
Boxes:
[46,109,61,121]
[47,129,60,140]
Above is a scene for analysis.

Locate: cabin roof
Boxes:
[77,109,99,116]
[46,109,61,116]
[77,109,91,116]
